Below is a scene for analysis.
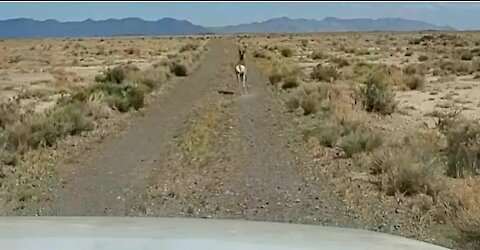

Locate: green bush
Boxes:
[339,129,382,157]
[91,83,145,112]
[96,65,139,84]
[314,123,341,147]
[300,95,318,115]
[285,95,300,111]
[359,71,396,115]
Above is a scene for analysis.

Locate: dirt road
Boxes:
[41,38,358,229]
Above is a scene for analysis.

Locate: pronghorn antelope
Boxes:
[235,46,248,95]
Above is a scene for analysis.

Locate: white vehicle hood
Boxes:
[0,217,450,250]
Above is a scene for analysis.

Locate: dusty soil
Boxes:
[12,38,362,234]
[128,42,359,230]
[6,34,471,249]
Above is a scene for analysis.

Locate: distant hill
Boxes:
[0,17,208,38]
[209,16,455,34]
[0,16,455,38]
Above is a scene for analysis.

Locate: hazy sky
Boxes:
[1,2,480,30]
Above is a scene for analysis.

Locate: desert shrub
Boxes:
[179,43,198,52]
[355,49,370,56]
[405,51,413,57]
[300,95,318,115]
[329,57,350,68]
[403,74,425,90]
[269,73,283,85]
[90,83,145,112]
[471,58,480,73]
[438,60,456,73]
[300,39,309,47]
[432,67,445,76]
[0,102,21,129]
[351,62,373,78]
[285,95,300,111]
[342,47,356,54]
[445,119,480,178]
[310,64,338,82]
[124,47,140,55]
[311,51,326,60]
[3,100,93,153]
[281,76,299,89]
[418,55,429,62]
[169,62,188,76]
[253,50,269,58]
[403,63,427,75]
[9,55,22,64]
[359,71,396,115]
[339,127,382,157]
[96,65,139,84]
[371,147,442,196]
[471,47,480,56]
[268,62,300,86]
[438,60,470,75]
[314,122,341,147]
[461,52,473,61]
[456,62,471,75]
[136,68,168,91]
[281,48,293,57]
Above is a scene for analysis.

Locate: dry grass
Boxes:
[310,64,339,82]
[248,33,480,248]
[0,36,209,205]
[253,50,270,59]
[444,118,480,178]
[179,43,199,53]
[311,51,327,60]
[339,128,382,157]
[179,100,226,166]
[403,74,426,90]
[403,63,428,75]
[0,100,94,157]
[371,146,442,197]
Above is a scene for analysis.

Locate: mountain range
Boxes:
[0,16,455,38]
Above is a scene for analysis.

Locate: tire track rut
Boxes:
[135,41,358,229]
[44,38,234,216]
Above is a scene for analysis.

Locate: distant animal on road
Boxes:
[235,47,247,95]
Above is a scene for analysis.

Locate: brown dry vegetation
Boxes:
[0,35,209,213]
[248,31,480,249]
